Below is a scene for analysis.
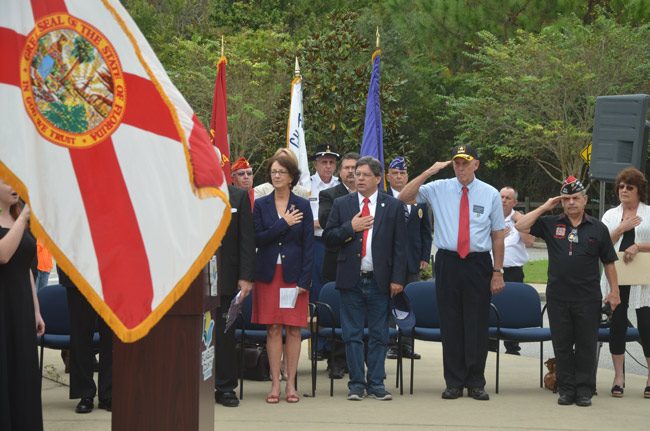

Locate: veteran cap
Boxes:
[231,156,251,172]
[309,144,341,161]
[560,175,585,195]
[388,156,407,171]
[391,292,416,332]
[451,144,479,161]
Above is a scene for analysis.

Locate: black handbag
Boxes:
[238,344,270,381]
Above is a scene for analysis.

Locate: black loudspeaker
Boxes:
[590,94,649,181]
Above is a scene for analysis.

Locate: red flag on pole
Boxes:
[210,55,231,184]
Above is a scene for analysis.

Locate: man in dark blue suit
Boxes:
[323,156,407,401]
[385,156,432,360]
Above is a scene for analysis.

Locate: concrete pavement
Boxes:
[40,339,648,431]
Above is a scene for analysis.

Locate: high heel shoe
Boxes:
[611,385,624,398]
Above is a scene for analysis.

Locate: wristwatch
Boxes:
[493,268,504,274]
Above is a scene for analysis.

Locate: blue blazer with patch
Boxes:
[323,191,407,292]
[253,191,314,289]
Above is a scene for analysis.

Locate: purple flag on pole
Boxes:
[360,50,384,189]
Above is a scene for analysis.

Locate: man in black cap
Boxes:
[309,144,341,360]
[398,144,505,401]
[516,176,621,407]
[309,144,341,300]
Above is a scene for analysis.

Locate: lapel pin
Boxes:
[381,202,385,207]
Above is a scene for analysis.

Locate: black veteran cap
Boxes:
[560,176,585,195]
[309,144,341,161]
[451,144,478,161]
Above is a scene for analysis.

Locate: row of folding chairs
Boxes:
[37,281,641,399]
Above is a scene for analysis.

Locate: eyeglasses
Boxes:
[618,183,636,191]
[270,170,289,176]
[235,171,253,177]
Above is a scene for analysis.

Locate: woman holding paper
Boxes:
[600,167,650,399]
[253,151,314,404]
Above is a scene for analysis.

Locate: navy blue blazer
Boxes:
[323,192,407,293]
[253,191,314,289]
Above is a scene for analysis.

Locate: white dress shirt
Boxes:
[309,173,339,237]
[503,209,529,267]
[359,191,378,271]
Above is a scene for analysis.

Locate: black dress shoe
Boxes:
[575,395,592,407]
[328,366,346,379]
[386,346,399,360]
[98,399,112,412]
[401,346,421,360]
[441,387,463,399]
[75,398,94,414]
[467,387,490,401]
[215,391,240,407]
[557,394,575,405]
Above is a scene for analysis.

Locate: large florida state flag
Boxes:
[0,0,231,342]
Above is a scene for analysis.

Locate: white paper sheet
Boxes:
[279,287,299,308]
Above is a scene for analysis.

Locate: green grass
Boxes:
[523,259,548,284]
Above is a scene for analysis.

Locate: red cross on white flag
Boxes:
[0,0,231,342]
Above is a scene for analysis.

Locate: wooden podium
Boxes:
[112,267,218,430]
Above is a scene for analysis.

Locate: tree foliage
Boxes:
[122,0,650,196]
[449,15,650,185]
[261,11,409,171]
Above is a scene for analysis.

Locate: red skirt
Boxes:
[252,264,308,328]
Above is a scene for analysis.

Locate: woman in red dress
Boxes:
[253,152,313,404]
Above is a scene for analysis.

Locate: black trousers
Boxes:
[609,285,650,357]
[214,294,238,393]
[435,249,492,389]
[547,298,600,398]
[66,285,112,402]
[503,266,524,283]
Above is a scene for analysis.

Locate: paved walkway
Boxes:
[40,339,648,431]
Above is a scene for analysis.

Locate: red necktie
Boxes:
[457,186,470,259]
[361,197,370,257]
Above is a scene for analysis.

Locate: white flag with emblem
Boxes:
[286,58,310,187]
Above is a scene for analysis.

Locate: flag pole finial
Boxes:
[294,57,300,76]
[221,35,225,57]
[376,26,380,49]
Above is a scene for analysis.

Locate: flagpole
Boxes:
[287,57,310,187]
[360,28,385,190]
[211,35,231,184]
